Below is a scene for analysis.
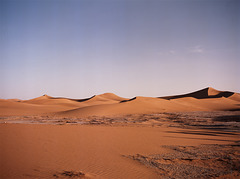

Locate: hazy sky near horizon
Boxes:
[1,0,239,99]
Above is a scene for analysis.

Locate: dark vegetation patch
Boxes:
[125,144,240,178]
[164,111,240,132]
[53,170,85,178]
[1,111,240,130]
[213,115,240,122]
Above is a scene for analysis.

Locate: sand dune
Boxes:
[23,94,87,108]
[172,96,240,111]
[80,93,129,106]
[6,99,22,102]
[0,99,78,116]
[0,87,239,117]
[23,93,127,106]
[228,93,240,102]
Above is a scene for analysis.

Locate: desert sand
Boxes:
[0,87,240,178]
[1,87,239,117]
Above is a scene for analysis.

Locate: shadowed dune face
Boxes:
[0,87,239,117]
[160,87,235,100]
[71,95,96,102]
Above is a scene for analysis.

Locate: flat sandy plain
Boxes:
[0,87,240,178]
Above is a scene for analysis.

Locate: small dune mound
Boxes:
[228,93,240,102]
[207,87,220,95]
[23,94,54,103]
[23,94,82,106]
[7,99,22,102]
[160,87,235,100]
[34,94,53,100]
[76,93,129,106]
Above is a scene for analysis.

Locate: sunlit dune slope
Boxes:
[228,93,240,102]
[23,94,87,108]
[81,93,129,105]
[172,96,240,111]
[0,99,76,116]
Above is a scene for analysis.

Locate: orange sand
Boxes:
[0,124,238,179]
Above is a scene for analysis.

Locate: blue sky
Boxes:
[1,0,239,99]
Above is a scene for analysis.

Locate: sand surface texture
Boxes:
[1,124,239,178]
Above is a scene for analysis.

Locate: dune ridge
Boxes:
[0,87,239,117]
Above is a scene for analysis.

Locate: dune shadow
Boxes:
[164,135,236,142]
[159,88,234,100]
[71,95,96,102]
[227,108,240,111]
[120,97,136,103]
[166,129,239,137]
[46,95,96,102]
[186,125,240,132]
[213,115,240,122]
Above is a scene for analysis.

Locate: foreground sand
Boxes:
[0,115,239,178]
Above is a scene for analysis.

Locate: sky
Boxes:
[0,0,239,99]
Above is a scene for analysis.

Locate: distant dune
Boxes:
[0,87,239,117]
